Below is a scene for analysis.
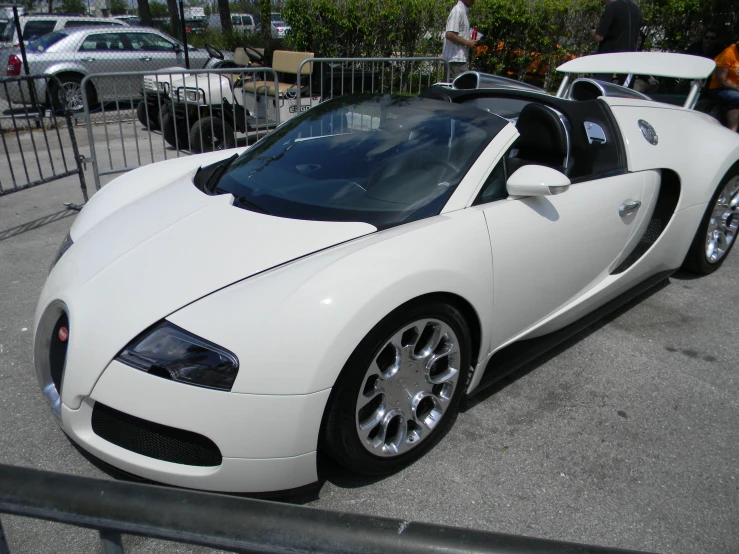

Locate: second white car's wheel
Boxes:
[322,300,471,475]
[683,167,739,274]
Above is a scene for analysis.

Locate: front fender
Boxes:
[168,210,495,395]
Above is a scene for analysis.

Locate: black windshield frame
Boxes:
[212,95,506,230]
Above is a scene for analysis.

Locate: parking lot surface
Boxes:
[0,166,737,553]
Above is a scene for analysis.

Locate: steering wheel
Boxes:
[244,46,265,65]
[204,43,224,61]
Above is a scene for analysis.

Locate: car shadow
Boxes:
[461,277,670,412]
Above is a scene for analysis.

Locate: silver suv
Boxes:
[2,27,215,111]
[0,14,128,48]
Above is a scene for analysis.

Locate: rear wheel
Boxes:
[49,74,95,112]
[189,117,235,153]
[683,168,739,274]
[321,301,471,475]
[161,111,189,149]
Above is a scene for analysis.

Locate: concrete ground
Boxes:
[0,124,737,554]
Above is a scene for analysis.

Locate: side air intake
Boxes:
[568,78,651,102]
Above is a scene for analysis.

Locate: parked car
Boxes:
[270,13,290,38]
[32,52,739,493]
[2,27,218,111]
[230,13,256,34]
[0,14,127,50]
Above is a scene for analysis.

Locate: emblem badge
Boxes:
[638,120,658,145]
[58,327,68,342]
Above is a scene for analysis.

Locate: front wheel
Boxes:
[189,117,235,153]
[321,301,471,475]
[49,75,94,112]
[136,99,160,130]
[683,168,739,274]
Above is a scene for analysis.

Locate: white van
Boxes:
[230,13,256,34]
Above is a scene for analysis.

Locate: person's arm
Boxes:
[591,3,615,43]
[445,31,477,49]
[715,67,739,90]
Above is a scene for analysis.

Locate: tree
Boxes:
[111,0,128,15]
[59,0,86,14]
[166,0,180,40]
[138,0,153,26]
[149,1,168,18]
[260,0,270,41]
[218,0,233,32]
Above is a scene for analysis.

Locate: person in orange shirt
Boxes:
[707,38,739,132]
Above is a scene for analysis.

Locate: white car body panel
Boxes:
[33,73,739,492]
[557,52,715,80]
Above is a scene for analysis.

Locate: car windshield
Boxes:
[27,31,67,52]
[214,95,506,229]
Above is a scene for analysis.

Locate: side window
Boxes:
[65,20,122,29]
[129,33,175,52]
[231,16,241,25]
[79,32,126,51]
[473,159,507,205]
[22,20,56,40]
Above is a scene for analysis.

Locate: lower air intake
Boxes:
[91,403,222,467]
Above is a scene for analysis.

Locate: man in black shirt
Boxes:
[590,0,642,53]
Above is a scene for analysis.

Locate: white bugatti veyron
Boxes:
[34,53,739,492]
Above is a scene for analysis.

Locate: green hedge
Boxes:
[278,0,737,90]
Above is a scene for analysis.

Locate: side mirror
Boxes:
[173,43,182,53]
[506,165,570,197]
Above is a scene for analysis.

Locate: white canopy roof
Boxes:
[557,52,716,80]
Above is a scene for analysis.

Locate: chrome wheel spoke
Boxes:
[705,176,739,263]
[355,317,462,457]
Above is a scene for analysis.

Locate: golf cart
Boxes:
[136,43,241,131]
[162,49,318,153]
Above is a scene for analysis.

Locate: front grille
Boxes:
[91,403,222,467]
[49,313,69,393]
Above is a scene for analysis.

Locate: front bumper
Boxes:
[60,360,329,492]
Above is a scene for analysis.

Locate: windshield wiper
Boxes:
[193,153,239,194]
[232,195,270,215]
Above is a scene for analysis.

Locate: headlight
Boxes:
[117,321,239,391]
[184,89,204,103]
[49,233,73,273]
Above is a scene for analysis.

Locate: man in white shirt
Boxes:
[442,0,478,81]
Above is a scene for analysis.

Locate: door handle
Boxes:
[619,200,641,216]
[139,56,152,61]
[81,57,95,62]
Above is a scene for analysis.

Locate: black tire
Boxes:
[161,111,189,149]
[682,166,739,274]
[189,117,235,154]
[321,300,471,476]
[135,99,160,130]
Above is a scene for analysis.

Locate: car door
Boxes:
[126,31,183,71]
[75,31,132,102]
[474,159,652,349]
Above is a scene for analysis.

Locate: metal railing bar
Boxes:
[0,464,646,554]
[99,90,114,172]
[0,120,18,191]
[100,530,124,554]
[48,81,71,175]
[65,111,89,203]
[82,76,102,191]
[127,83,142,168]
[15,80,44,181]
[0,514,9,554]
[7,82,33,185]
[112,82,128,169]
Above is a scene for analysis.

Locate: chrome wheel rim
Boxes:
[705,176,739,264]
[355,318,461,457]
[60,82,83,111]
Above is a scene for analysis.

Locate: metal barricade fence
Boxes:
[81,67,280,190]
[297,57,450,112]
[0,74,88,205]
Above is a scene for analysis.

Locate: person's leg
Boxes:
[448,62,469,81]
[709,89,739,132]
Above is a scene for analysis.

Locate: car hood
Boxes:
[38,152,376,409]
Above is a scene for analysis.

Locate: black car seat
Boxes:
[508,103,572,176]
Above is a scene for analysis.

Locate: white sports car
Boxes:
[34,53,739,493]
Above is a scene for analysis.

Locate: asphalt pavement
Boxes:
[0,153,737,553]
